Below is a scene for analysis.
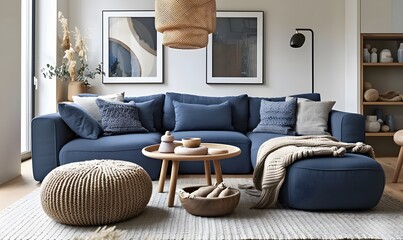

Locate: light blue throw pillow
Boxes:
[253,98,298,135]
[58,103,103,139]
[173,101,234,131]
[96,99,148,135]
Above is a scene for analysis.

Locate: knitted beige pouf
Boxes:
[41,160,152,226]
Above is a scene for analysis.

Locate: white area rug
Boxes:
[0,177,402,240]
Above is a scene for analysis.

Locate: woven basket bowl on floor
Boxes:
[41,160,152,226]
[179,185,240,217]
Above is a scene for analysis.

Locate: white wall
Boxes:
[361,0,403,33]
[344,0,360,112]
[0,0,21,184]
[64,0,347,110]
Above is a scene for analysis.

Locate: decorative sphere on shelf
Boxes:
[364,88,379,102]
[363,81,373,91]
[381,125,390,132]
[365,115,381,132]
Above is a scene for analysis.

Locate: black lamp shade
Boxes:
[290,33,305,48]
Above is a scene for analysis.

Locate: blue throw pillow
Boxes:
[173,101,234,131]
[136,100,156,132]
[96,99,148,135]
[164,92,248,132]
[253,98,297,135]
[58,103,103,139]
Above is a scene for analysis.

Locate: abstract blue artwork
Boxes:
[103,11,163,83]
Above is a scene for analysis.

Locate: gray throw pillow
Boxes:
[253,98,297,135]
[96,99,148,135]
[296,101,336,135]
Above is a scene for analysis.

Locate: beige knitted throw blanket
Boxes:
[251,135,375,209]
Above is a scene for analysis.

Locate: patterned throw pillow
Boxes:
[96,99,148,135]
[253,98,298,135]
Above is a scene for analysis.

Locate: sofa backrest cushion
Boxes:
[135,100,156,132]
[248,93,321,131]
[173,101,234,131]
[125,94,165,132]
[164,92,248,132]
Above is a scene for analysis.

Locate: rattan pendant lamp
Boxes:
[155,0,216,49]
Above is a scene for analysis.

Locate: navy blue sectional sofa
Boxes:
[32,92,385,210]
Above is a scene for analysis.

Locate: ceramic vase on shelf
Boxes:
[385,115,395,132]
[398,43,403,63]
[370,48,378,63]
[363,48,370,63]
[67,81,86,101]
[365,115,380,133]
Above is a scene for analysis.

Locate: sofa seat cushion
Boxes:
[171,131,252,174]
[279,153,385,210]
[59,133,162,180]
[246,132,284,168]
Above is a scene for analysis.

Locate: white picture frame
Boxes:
[102,10,164,84]
[207,11,264,84]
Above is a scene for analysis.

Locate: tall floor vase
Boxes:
[67,81,87,101]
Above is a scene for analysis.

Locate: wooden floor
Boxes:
[0,160,40,211]
[0,158,402,211]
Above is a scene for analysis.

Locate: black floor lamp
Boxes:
[290,28,314,93]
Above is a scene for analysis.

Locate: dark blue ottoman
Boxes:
[279,153,385,210]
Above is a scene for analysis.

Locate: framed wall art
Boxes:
[206,11,264,84]
[102,10,163,83]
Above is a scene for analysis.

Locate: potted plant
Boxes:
[42,11,103,101]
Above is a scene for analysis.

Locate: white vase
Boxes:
[363,48,370,63]
[371,52,378,63]
[365,115,381,132]
[398,43,403,63]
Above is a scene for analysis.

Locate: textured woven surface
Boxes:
[253,98,298,135]
[40,160,152,226]
[155,0,216,49]
[1,178,402,239]
[96,99,148,134]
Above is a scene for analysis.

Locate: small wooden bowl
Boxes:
[182,138,201,148]
[179,186,240,217]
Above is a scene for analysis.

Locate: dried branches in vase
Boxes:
[41,11,103,91]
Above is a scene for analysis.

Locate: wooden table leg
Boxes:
[213,160,223,183]
[393,147,403,183]
[158,159,169,193]
[204,160,212,185]
[168,160,180,207]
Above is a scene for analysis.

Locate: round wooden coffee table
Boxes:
[142,143,241,207]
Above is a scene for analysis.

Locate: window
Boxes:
[21,0,34,160]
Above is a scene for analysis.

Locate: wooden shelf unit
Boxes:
[363,102,403,106]
[360,33,403,157]
[363,62,403,67]
[365,132,395,137]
